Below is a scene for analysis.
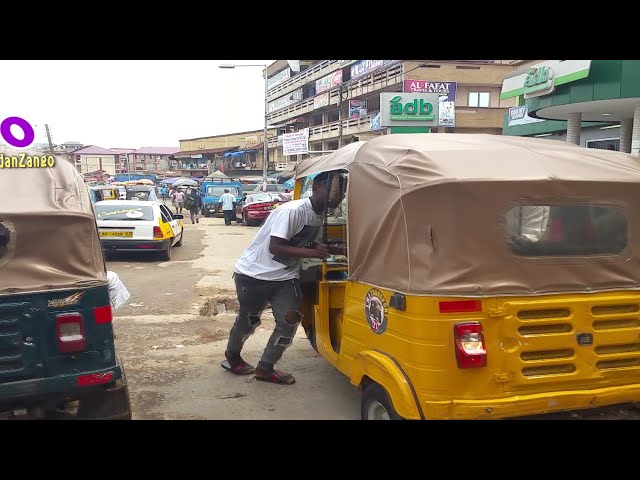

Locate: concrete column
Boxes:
[631,105,640,156]
[620,118,633,153]
[566,112,582,145]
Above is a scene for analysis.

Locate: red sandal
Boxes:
[255,369,296,385]
[221,358,256,376]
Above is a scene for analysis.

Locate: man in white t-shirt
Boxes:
[221,171,345,385]
[219,189,236,226]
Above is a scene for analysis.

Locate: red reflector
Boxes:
[77,372,114,387]
[94,305,113,324]
[454,322,487,369]
[136,244,155,249]
[439,300,482,314]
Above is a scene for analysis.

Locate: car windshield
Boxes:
[207,186,239,197]
[95,204,155,221]
[253,184,285,192]
[247,193,281,203]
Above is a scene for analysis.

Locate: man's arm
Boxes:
[269,236,329,259]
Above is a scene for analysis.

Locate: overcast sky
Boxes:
[0,60,275,149]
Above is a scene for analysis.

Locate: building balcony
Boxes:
[268,115,374,148]
[268,106,507,149]
[267,62,404,125]
[266,60,353,102]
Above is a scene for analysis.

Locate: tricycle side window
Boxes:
[506,204,627,256]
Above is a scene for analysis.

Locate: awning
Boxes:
[224,149,257,157]
[173,146,239,158]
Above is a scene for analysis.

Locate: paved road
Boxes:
[109,215,360,420]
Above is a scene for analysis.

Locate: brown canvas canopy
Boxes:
[296,134,640,297]
[0,147,107,295]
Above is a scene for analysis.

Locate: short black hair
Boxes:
[313,171,331,185]
[224,189,229,193]
[314,171,346,188]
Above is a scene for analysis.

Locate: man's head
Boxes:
[224,189,229,193]
[312,171,346,211]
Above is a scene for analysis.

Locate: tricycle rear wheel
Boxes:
[361,383,402,420]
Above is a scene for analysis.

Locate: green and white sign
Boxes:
[380,92,440,127]
[500,60,592,100]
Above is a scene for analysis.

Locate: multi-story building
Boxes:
[176,128,276,178]
[129,147,180,173]
[264,60,522,169]
[72,146,119,178]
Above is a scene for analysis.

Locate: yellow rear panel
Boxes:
[338,282,640,418]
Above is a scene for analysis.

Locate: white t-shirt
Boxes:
[235,198,322,281]
[220,193,236,211]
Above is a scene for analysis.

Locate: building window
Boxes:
[468,92,490,108]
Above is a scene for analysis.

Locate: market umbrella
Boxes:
[136,179,155,185]
[161,178,178,185]
[207,170,229,179]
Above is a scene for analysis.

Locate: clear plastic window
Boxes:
[506,205,627,256]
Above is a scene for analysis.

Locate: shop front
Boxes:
[501,60,640,153]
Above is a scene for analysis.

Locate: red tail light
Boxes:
[440,300,482,314]
[454,322,487,369]
[93,305,112,324]
[55,313,86,353]
[153,226,163,238]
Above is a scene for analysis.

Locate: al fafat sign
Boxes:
[404,80,457,127]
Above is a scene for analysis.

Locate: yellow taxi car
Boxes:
[94,200,184,260]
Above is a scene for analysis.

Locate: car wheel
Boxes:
[175,229,183,247]
[160,244,172,261]
[361,383,402,420]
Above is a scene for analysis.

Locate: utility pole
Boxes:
[45,124,55,155]
[338,84,344,148]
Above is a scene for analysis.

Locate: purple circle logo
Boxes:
[0,116,35,149]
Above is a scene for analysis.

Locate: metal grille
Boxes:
[519,324,572,336]
[593,319,640,330]
[521,349,575,361]
[522,364,576,376]
[592,304,639,315]
[597,358,640,370]
[595,343,640,355]
[517,308,571,320]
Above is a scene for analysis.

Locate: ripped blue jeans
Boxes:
[226,272,302,371]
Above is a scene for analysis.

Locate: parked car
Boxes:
[251,183,287,193]
[95,200,183,261]
[235,193,289,226]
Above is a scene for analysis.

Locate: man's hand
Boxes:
[313,243,329,258]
